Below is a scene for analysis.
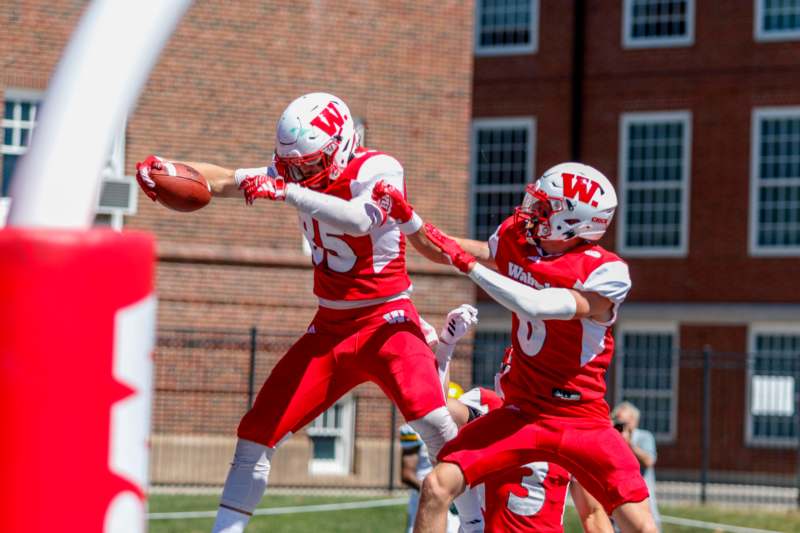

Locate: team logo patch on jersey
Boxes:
[552,388,581,401]
[383,310,409,324]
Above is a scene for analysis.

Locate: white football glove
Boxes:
[439,304,478,345]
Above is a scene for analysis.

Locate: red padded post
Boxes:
[0,228,156,533]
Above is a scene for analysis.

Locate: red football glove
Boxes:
[372,180,414,223]
[135,155,164,201]
[424,222,476,274]
[239,174,287,204]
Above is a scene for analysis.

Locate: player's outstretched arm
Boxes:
[372,180,494,267]
[184,161,240,197]
[570,480,613,533]
[424,222,614,322]
[135,155,243,200]
[238,173,387,234]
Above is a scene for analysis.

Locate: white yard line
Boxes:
[149,497,784,533]
[147,497,408,520]
[660,514,783,533]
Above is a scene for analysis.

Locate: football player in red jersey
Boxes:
[136,93,483,533]
[372,162,657,533]
[452,349,612,533]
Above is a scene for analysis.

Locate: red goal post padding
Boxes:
[0,228,155,533]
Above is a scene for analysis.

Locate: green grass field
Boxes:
[147,494,800,532]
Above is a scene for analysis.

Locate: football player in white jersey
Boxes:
[135,93,483,533]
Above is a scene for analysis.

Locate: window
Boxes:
[475,0,538,56]
[472,329,512,387]
[622,0,695,48]
[750,108,800,255]
[1,89,134,230]
[755,0,800,41]
[306,396,355,475]
[2,90,41,197]
[615,324,678,442]
[471,118,535,240]
[618,111,692,256]
[747,326,800,447]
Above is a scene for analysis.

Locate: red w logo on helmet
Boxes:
[310,102,347,136]
[562,173,601,207]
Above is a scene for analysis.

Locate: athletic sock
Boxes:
[211,506,250,533]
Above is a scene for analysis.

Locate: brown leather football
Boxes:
[149,162,211,212]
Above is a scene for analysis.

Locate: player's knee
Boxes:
[636,517,659,533]
[421,464,463,506]
[408,406,458,459]
[219,438,277,514]
[420,473,451,508]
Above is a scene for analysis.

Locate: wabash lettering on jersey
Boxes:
[298,148,412,303]
[488,215,631,419]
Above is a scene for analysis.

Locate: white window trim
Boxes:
[749,106,800,256]
[307,395,356,475]
[0,197,10,227]
[614,320,680,444]
[617,110,692,257]
[754,0,800,42]
[745,322,800,448]
[2,89,44,198]
[95,119,136,231]
[469,116,536,239]
[474,0,539,56]
[622,0,695,49]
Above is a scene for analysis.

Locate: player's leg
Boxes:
[357,303,489,531]
[612,500,658,533]
[213,330,360,533]
[415,462,467,533]
[558,421,656,533]
[414,406,546,532]
[359,302,455,458]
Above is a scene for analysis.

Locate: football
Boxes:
[150,162,212,212]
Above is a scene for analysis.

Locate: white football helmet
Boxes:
[273,92,359,190]
[516,162,617,243]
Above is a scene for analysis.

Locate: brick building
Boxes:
[469,0,800,484]
[1,0,475,487]
[5,0,800,491]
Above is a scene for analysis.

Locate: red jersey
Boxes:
[483,461,571,533]
[298,148,411,303]
[488,216,631,418]
[459,387,572,532]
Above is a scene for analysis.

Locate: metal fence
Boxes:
[150,327,800,508]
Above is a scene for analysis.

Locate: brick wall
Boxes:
[1,0,475,472]
[473,0,800,304]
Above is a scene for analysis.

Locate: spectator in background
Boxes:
[612,402,661,530]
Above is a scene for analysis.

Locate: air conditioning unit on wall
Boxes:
[95,121,136,230]
[97,175,137,216]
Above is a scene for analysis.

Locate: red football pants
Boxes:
[439,406,649,514]
[238,299,446,447]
